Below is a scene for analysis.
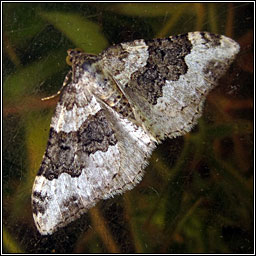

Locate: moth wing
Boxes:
[100,32,240,141]
[32,79,155,235]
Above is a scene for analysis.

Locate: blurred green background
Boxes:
[2,2,254,253]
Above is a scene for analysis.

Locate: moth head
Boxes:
[66,48,99,69]
[66,48,84,66]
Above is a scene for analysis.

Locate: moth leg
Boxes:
[41,70,72,101]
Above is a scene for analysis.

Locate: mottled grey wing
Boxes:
[99,32,240,141]
[32,79,155,235]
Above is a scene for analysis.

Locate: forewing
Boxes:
[31,79,155,235]
[100,32,240,140]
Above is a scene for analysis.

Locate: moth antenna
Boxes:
[41,70,72,101]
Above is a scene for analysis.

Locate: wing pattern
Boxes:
[32,31,239,235]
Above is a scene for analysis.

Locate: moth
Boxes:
[31,32,240,235]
